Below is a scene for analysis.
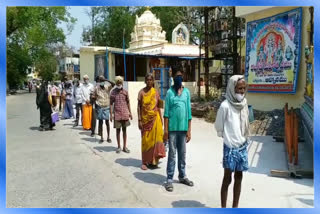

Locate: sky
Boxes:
[60,6,91,52]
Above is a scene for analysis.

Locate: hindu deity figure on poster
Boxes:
[245,8,302,93]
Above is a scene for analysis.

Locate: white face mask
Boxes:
[116,85,122,89]
[235,93,245,102]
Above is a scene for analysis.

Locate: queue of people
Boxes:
[35,67,250,208]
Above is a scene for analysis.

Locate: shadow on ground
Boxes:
[81,137,98,143]
[29,126,39,131]
[171,200,210,208]
[94,146,117,153]
[133,172,166,185]
[247,136,314,188]
[78,131,92,136]
[115,158,141,168]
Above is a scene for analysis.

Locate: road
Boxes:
[6,91,314,208]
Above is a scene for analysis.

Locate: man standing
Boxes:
[163,67,193,192]
[215,75,250,208]
[73,78,83,127]
[90,76,100,137]
[92,75,115,143]
[110,76,132,153]
[81,75,94,130]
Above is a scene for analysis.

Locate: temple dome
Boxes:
[136,9,160,26]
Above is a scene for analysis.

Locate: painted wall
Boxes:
[243,7,309,111]
[127,81,146,116]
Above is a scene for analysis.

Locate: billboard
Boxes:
[245,8,302,93]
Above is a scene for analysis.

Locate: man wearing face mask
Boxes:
[215,75,250,208]
[110,76,133,154]
[80,75,94,130]
[73,79,83,127]
[163,66,193,192]
[92,75,115,143]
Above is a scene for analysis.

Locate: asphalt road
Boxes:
[6,91,314,208]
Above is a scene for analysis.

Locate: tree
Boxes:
[7,7,76,88]
[35,50,58,81]
[81,6,206,48]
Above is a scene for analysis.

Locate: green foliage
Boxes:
[81,6,204,47]
[150,7,184,42]
[204,109,217,123]
[35,50,57,81]
[6,7,76,89]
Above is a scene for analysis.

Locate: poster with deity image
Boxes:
[245,8,302,93]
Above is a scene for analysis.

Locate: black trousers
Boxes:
[91,103,96,134]
[75,103,83,124]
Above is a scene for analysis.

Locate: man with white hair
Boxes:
[81,74,94,130]
[215,75,250,208]
[110,76,133,153]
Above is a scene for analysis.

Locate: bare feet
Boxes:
[141,164,148,170]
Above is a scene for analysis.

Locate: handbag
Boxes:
[51,111,59,123]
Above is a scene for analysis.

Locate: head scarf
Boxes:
[226,75,250,138]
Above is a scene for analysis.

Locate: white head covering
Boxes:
[83,74,89,79]
[226,75,250,138]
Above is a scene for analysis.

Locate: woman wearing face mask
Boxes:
[215,75,250,208]
[62,80,74,120]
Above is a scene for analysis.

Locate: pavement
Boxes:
[6,91,314,208]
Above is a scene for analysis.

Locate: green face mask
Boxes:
[100,82,105,87]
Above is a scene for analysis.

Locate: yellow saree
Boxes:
[140,88,166,165]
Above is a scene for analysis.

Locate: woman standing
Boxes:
[36,81,55,131]
[137,74,166,170]
[62,80,74,119]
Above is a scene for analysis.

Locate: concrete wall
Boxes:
[243,7,309,111]
[80,49,117,83]
[80,51,95,82]
[127,81,146,116]
[236,6,276,17]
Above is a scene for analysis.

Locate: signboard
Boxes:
[245,8,302,93]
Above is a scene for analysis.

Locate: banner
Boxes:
[245,8,302,93]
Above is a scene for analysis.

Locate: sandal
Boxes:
[123,147,130,153]
[164,182,173,192]
[179,178,194,186]
[141,164,148,170]
[116,148,121,153]
[107,139,112,143]
[148,164,159,169]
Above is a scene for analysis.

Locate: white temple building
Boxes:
[80,8,204,106]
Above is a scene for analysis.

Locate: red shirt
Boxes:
[110,88,130,121]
